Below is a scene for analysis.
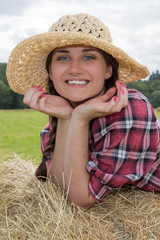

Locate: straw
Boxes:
[6,13,149,95]
[0,154,160,239]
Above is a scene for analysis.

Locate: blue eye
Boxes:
[84,55,95,60]
[58,56,69,61]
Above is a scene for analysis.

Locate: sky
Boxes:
[0,0,160,77]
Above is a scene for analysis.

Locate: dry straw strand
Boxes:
[0,155,160,239]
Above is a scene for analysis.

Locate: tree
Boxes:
[126,78,160,108]
[126,80,150,99]
[0,63,28,109]
[10,91,27,109]
[150,90,160,108]
[0,81,12,109]
[0,63,8,86]
[149,70,160,81]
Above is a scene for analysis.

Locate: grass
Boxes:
[155,109,160,120]
[0,109,48,163]
[0,109,160,164]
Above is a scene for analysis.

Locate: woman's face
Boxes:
[49,46,112,106]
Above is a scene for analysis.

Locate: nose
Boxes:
[68,59,83,75]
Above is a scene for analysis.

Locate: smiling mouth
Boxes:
[66,80,89,86]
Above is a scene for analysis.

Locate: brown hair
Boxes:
[35,47,119,181]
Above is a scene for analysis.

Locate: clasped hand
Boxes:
[23,80,128,122]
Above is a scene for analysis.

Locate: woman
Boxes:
[7,13,160,209]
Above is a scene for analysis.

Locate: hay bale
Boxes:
[0,154,160,239]
[157,107,160,112]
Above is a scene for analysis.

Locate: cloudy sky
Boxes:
[1,0,160,77]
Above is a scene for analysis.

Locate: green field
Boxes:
[0,109,160,165]
[156,110,160,120]
[0,110,48,164]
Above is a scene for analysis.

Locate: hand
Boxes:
[72,80,128,123]
[23,86,73,120]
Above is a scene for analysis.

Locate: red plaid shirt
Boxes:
[40,88,160,202]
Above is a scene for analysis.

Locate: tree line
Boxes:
[0,63,160,109]
[127,71,160,108]
[0,63,27,109]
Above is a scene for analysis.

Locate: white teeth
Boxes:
[68,80,88,85]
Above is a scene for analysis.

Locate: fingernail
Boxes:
[117,80,120,84]
[121,82,125,87]
[43,94,46,98]
[32,86,37,88]
[121,89,124,95]
[113,96,117,102]
[39,88,44,92]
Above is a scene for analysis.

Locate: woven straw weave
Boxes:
[6,13,149,94]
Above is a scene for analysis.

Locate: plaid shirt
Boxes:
[40,88,160,202]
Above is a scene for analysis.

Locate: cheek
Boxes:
[51,80,61,93]
[95,70,106,86]
[49,65,56,79]
[93,61,107,78]
[49,68,60,88]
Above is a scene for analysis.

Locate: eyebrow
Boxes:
[83,49,97,53]
[54,48,97,54]
[54,50,69,53]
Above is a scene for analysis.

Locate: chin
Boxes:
[64,94,88,102]
[67,95,94,107]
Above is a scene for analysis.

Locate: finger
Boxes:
[112,83,128,112]
[101,86,117,102]
[121,85,128,107]
[95,97,117,115]
[29,88,44,109]
[37,94,49,113]
[92,83,127,117]
[115,80,121,98]
[118,82,128,106]
[23,86,41,105]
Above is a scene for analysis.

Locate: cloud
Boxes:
[0,0,34,15]
[0,0,160,74]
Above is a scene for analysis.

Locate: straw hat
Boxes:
[6,13,149,95]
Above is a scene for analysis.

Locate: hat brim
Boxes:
[6,32,149,95]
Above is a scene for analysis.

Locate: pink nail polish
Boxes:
[121,82,125,87]
[121,89,124,95]
[113,96,117,102]
[117,80,120,84]
[39,88,44,92]
[43,94,46,98]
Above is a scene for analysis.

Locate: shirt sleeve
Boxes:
[87,88,160,202]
